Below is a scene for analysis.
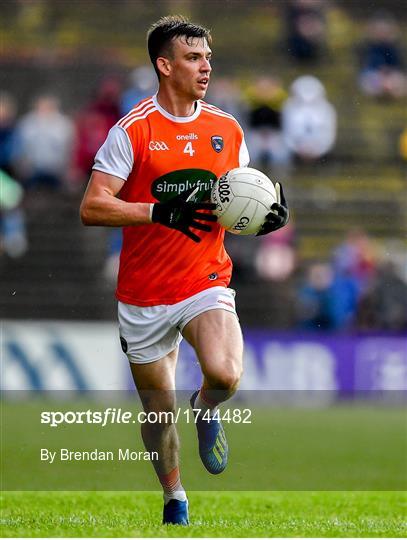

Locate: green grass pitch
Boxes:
[1,491,406,537]
[1,401,406,536]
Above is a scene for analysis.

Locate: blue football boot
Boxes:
[162,498,189,525]
[190,390,228,474]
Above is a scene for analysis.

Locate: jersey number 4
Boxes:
[183,142,195,156]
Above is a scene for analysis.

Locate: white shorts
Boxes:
[118,286,237,364]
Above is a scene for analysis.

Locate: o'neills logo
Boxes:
[152,169,217,202]
[176,133,198,141]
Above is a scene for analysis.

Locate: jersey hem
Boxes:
[116,280,230,307]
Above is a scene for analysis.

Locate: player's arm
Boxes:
[80,173,217,241]
[80,170,151,226]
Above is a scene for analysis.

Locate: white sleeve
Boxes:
[239,135,250,167]
[92,125,134,181]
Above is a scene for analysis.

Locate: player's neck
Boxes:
[156,89,196,118]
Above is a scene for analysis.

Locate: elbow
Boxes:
[80,203,95,226]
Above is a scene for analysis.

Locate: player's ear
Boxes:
[156,57,171,78]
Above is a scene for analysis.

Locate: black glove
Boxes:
[256,182,289,236]
[152,187,217,242]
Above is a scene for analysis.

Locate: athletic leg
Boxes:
[182,309,244,473]
[183,309,243,404]
[129,348,188,524]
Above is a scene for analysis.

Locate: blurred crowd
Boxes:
[1,2,406,331]
[228,222,407,332]
[296,231,407,331]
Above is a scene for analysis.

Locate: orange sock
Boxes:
[158,466,186,504]
[194,387,219,414]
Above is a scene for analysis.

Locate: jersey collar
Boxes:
[152,94,201,123]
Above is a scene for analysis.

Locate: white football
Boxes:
[211,167,277,235]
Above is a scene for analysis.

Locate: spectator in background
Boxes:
[71,77,122,188]
[255,221,296,282]
[282,75,336,162]
[358,12,406,99]
[285,0,327,63]
[246,76,291,170]
[121,65,157,115]
[333,229,378,295]
[296,261,359,331]
[0,169,27,258]
[296,262,336,330]
[357,260,407,331]
[0,92,18,176]
[297,230,380,331]
[206,77,246,125]
[0,94,27,258]
[90,77,122,127]
[14,94,74,190]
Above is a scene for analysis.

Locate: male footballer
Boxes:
[80,15,288,525]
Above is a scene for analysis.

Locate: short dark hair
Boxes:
[147,15,212,78]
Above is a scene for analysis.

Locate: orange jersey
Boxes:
[93,95,249,306]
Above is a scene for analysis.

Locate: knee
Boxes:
[205,361,243,392]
